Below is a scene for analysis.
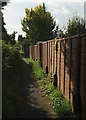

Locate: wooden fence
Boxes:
[27,34,86,120]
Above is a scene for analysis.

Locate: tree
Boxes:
[21,3,56,44]
[1,1,16,45]
[53,25,65,38]
[2,16,9,43]
[18,34,24,43]
[65,13,86,37]
[1,3,9,43]
[9,31,17,45]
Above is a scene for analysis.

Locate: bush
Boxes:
[2,41,22,70]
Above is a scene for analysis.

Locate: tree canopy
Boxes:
[21,3,56,44]
[65,13,86,37]
[1,1,16,46]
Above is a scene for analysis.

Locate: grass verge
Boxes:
[27,58,80,119]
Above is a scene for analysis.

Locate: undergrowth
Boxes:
[28,58,80,119]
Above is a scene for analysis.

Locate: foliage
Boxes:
[18,34,24,43]
[2,3,16,45]
[2,30,17,45]
[2,11,16,45]
[1,1,10,44]
[28,59,45,79]
[27,58,79,118]
[9,31,17,46]
[14,41,23,53]
[2,16,9,44]
[22,38,30,47]
[14,41,24,55]
[65,13,86,37]
[21,3,56,44]
[18,34,30,56]
[53,26,65,38]
[2,40,22,70]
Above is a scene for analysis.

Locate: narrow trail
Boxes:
[3,58,58,119]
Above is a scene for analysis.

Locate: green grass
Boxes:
[27,58,80,119]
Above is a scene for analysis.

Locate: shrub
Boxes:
[2,41,22,70]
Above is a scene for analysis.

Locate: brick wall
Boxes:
[29,34,86,120]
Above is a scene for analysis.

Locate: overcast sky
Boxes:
[2,0,85,40]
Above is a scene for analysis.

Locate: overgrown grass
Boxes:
[28,58,79,119]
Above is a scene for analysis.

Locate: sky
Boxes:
[2,0,85,40]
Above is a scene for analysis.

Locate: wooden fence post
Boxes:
[54,40,58,87]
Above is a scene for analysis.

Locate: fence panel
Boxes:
[60,40,65,95]
[71,37,79,104]
[45,42,48,73]
[57,41,61,90]
[65,39,71,100]
[80,35,86,120]
[53,40,55,75]
[48,42,50,73]
[49,41,52,73]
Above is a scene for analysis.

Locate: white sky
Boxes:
[2,0,85,40]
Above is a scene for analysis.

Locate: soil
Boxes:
[2,57,58,119]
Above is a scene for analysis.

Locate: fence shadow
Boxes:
[2,58,54,119]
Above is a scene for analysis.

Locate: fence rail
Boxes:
[26,34,86,119]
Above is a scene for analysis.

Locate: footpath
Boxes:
[3,58,58,119]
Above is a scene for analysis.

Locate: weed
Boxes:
[27,58,79,119]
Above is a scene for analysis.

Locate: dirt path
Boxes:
[3,58,58,119]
